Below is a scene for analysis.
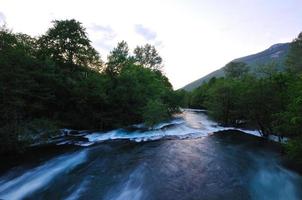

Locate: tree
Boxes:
[0,27,35,55]
[38,19,101,68]
[190,84,209,108]
[224,61,249,79]
[105,41,129,77]
[143,99,169,127]
[273,75,302,137]
[286,32,302,74]
[255,62,279,78]
[105,63,177,126]
[0,20,181,155]
[133,44,163,71]
[205,79,242,125]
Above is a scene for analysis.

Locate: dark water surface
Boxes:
[0,110,301,200]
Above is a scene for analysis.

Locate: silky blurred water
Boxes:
[0,110,301,200]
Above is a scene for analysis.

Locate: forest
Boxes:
[184,32,302,168]
[1,18,302,169]
[0,19,182,155]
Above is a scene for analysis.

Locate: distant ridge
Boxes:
[182,43,290,91]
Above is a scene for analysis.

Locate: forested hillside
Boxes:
[185,32,302,168]
[183,43,290,91]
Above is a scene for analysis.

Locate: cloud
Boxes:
[88,24,117,53]
[0,12,6,26]
[90,24,116,39]
[134,24,157,41]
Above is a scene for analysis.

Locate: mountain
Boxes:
[182,42,290,91]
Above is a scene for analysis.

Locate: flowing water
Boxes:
[0,110,301,200]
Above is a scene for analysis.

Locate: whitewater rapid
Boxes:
[0,110,302,200]
[58,109,265,147]
[0,109,300,200]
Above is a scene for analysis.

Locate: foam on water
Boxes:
[84,123,207,144]
[54,109,285,147]
[0,150,87,200]
[80,110,266,146]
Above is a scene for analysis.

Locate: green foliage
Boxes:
[174,89,190,108]
[133,44,163,71]
[286,32,302,74]
[105,41,130,77]
[285,136,302,167]
[187,32,302,165]
[0,21,180,154]
[143,100,169,127]
[273,75,302,136]
[279,32,302,163]
[189,65,290,136]
[224,61,249,79]
[255,62,280,77]
[189,84,209,108]
[38,19,101,68]
[104,63,177,127]
[207,78,249,125]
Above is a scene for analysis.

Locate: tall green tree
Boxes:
[133,44,163,71]
[205,78,244,125]
[105,41,130,77]
[38,19,101,68]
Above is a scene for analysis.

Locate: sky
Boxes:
[0,0,302,89]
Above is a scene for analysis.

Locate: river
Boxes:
[0,109,301,200]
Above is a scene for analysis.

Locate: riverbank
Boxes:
[1,110,301,175]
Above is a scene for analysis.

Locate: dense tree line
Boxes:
[184,32,302,167]
[0,19,180,154]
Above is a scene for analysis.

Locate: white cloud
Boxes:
[87,24,117,54]
[0,12,6,26]
[134,24,157,41]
